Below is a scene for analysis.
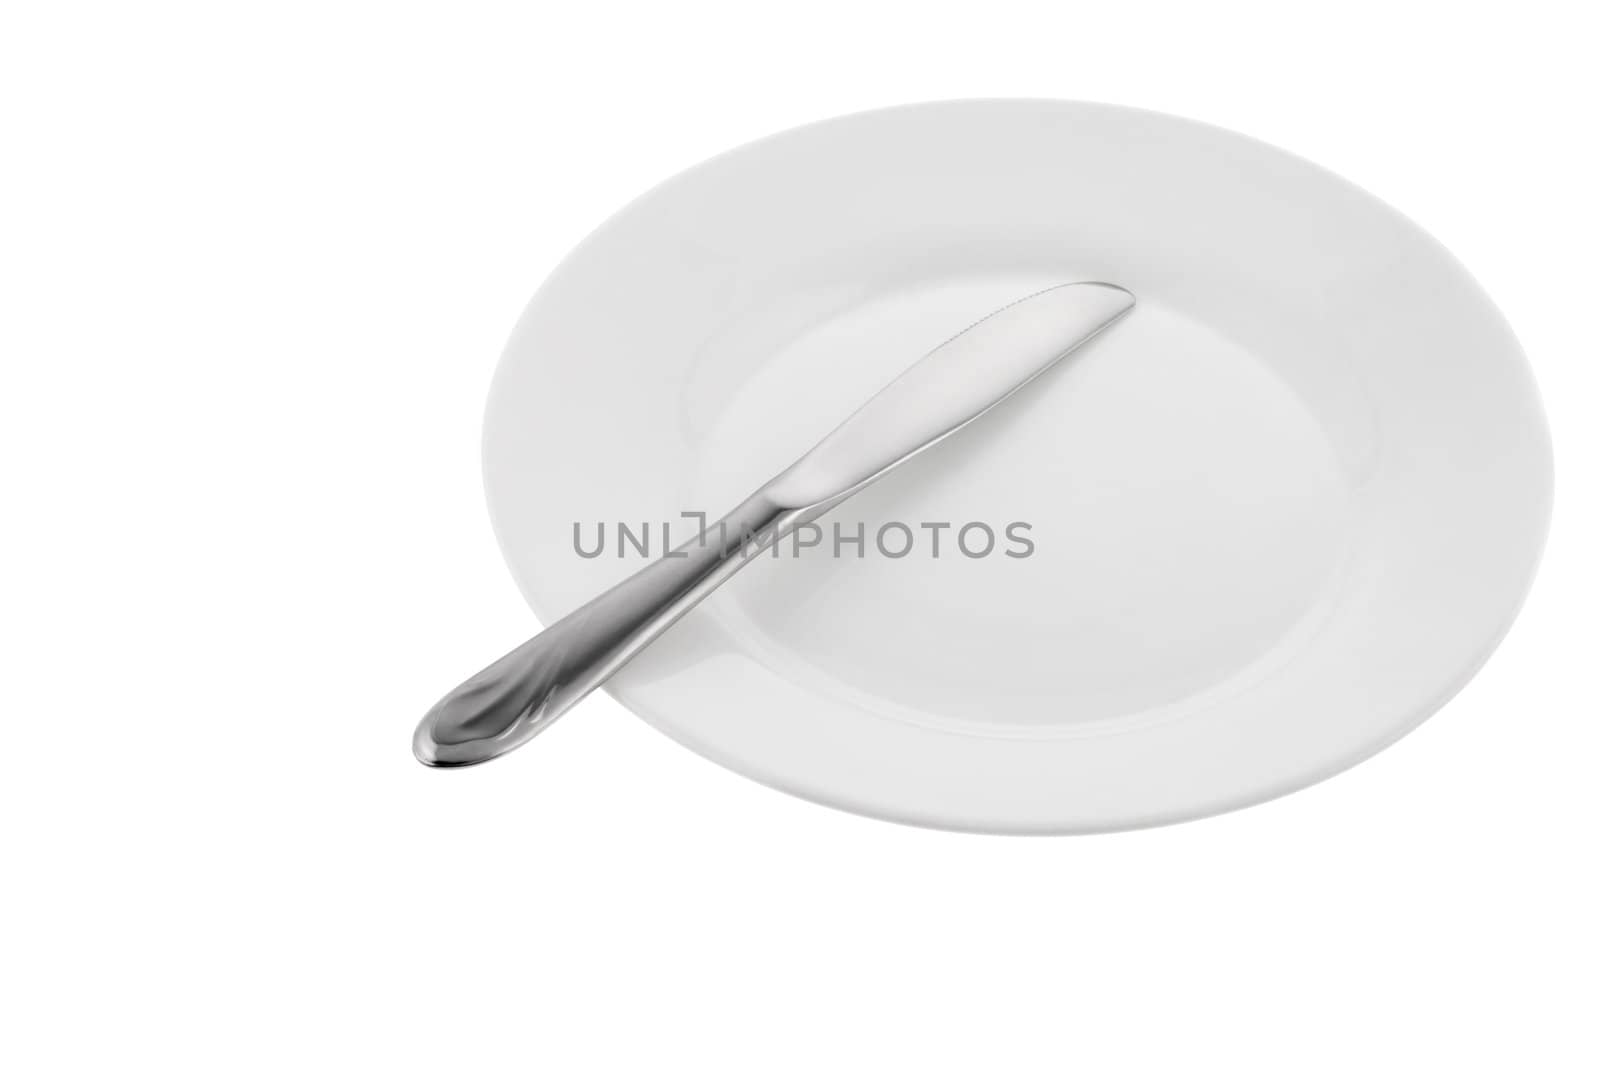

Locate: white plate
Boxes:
[484,100,1551,833]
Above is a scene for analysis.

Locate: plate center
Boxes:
[688,277,1354,734]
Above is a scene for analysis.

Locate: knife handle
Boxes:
[413,489,800,766]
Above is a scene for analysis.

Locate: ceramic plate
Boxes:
[483,100,1551,832]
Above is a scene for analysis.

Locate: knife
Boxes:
[414,282,1135,766]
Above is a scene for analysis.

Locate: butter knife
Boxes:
[414,282,1135,766]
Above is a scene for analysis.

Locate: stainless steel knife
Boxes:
[414,282,1135,766]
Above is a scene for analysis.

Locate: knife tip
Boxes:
[1077,280,1136,310]
[1036,281,1136,328]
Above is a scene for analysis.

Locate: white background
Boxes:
[2,2,1595,1067]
